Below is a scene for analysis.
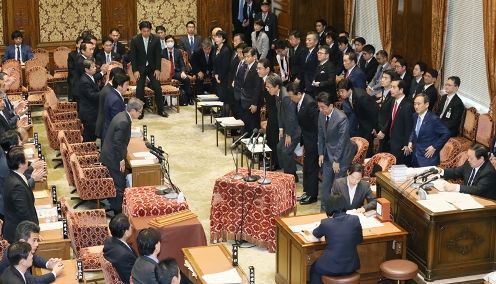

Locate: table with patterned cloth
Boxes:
[210,168,296,252]
[123,186,189,217]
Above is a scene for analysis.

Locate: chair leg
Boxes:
[52,158,63,169]
[71,198,88,209]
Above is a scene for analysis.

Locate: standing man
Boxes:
[358,44,378,84]
[78,59,104,142]
[287,83,319,205]
[179,21,201,57]
[414,68,439,110]
[339,52,366,89]
[255,0,278,44]
[311,45,338,96]
[67,36,83,102]
[406,93,450,167]
[239,47,261,133]
[435,76,465,137]
[409,61,426,98]
[129,21,167,118]
[274,39,290,84]
[367,50,390,96]
[296,32,319,95]
[317,92,357,212]
[2,31,33,63]
[109,28,126,58]
[315,19,327,46]
[288,30,306,83]
[95,67,125,140]
[101,98,144,214]
[102,72,129,141]
[394,56,412,95]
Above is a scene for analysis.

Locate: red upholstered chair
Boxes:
[451,107,479,150]
[42,110,81,168]
[66,208,109,271]
[363,153,397,185]
[0,239,9,262]
[51,46,71,81]
[25,66,51,107]
[475,113,495,148]
[2,59,25,97]
[159,58,181,113]
[439,138,464,168]
[351,137,369,164]
[126,64,156,111]
[44,89,77,114]
[100,253,125,284]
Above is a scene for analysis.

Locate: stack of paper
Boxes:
[39,221,63,231]
[390,165,408,182]
[133,152,156,160]
[202,268,242,284]
[289,221,320,233]
[222,119,244,127]
[346,210,384,229]
[427,192,484,210]
[198,101,223,107]
[417,199,457,212]
[130,127,142,138]
[33,191,48,199]
[197,94,219,101]
[129,159,154,166]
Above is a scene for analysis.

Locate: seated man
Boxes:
[2,30,33,63]
[155,258,181,284]
[331,164,376,212]
[131,228,161,284]
[440,143,496,200]
[0,221,64,283]
[103,214,137,284]
[0,241,33,284]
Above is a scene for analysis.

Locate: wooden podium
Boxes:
[375,172,496,281]
[275,213,407,284]
[126,137,161,187]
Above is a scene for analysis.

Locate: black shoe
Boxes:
[300,196,318,205]
[159,111,169,117]
[188,99,194,105]
[293,173,299,183]
[297,193,307,201]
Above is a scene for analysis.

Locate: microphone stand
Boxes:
[230,144,244,180]
[244,136,260,182]
[258,135,271,185]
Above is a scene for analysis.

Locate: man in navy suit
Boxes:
[102,72,129,141]
[179,21,202,57]
[95,67,125,139]
[109,28,126,58]
[2,31,33,63]
[254,0,278,43]
[103,214,137,284]
[394,56,412,95]
[162,35,191,106]
[331,164,376,212]
[295,32,319,95]
[0,242,34,284]
[131,228,161,284]
[406,93,450,167]
[340,51,366,89]
[95,36,122,66]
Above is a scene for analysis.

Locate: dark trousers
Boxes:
[303,146,319,197]
[277,138,297,174]
[265,120,279,168]
[81,119,97,142]
[136,66,164,113]
[240,107,259,134]
[107,166,126,214]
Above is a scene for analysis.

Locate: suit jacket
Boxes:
[3,171,38,243]
[415,84,438,111]
[409,77,423,98]
[299,47,319,93]
[212,45,232,84]
[0,112,16,134]
[345,66,366,89]
[358,57,379,84]
[329,42,344,75]
[400,72,413,96]
[251,31,270,59]
[434,93,465,137]
[353,88,379,139]
[0,251,53,284]
[101,111,131,170]
[67,50,79,97]
[254,12,278,42]
[312,213,363,275]
[179,34,202,57]
[131,256,158,284]
[2,97,20,126]
[191,48,213,76]
[112,41,126,57]
[368,63,390,94]
[95,83,113,138]
[297,94,319,152]
[129,34,162,73]
[78,73,102,121]
[103,237,137,284]
[0,266,25,284]
[102,88,126,140]
[409,111,450,166]
[289,44,306,82]
[95,51,121,66]
[240,62,262,109]
[313,60,338,95]
[161,48,185,75]
[443,160,496,200]
[376,90,393,133]
[384,96,414,162]
[2,44,33,62]
[318,108,356,166]
[277,87,300,142]
[331,177,377,211]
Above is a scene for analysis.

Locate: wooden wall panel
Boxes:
[4,0,39,47]
[197,0,231,39]
[101,0,137,42]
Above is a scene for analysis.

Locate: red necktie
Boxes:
[390,100,399,131]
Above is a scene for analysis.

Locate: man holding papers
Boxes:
[331,164,376,213]
[440,143,496,200]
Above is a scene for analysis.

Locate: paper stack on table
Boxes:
[346,210,384,229]
[202,268,242,284]
[426,192,484,210]
[197,94,219,101]
[390,165,408,182]
[39,221,63,231]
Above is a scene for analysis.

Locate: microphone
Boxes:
[230,132,249,148]
[248,128,258,144]
[418,175,440,190]
[413,167,439,180]
[145,141,164,154]
[252,129,263,144]
[149,149,164,162]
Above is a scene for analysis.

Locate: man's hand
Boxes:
[31,168,46,182]
[318,155,324,167]
[284,135,292,147]
[312,80,320,87]
[100,64,109,73]
[32,159,46,171]
[16,116,28,127]
[215,74,220,84]
[444,182,459,192]
[366,86,373,95]
[356,207,366,214]
[154,70,161,81]
[46,258,62,269]
[332,161,340,173]
[119,160,125,173]
[198,71,204,80]
[249,105,257,113]
[402,145,411,156]
[14,100,26,115]
[424,146,436,158]
[133,71,140,81]
[376,131,385,140]
[51,261,64,276]
[278,129,283,140]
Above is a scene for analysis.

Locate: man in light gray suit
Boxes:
[131,228,161,284]
[331,164,376,212]
[366,50,390,96]
[317,92,357,212]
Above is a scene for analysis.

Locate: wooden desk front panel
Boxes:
[131,163,161,187]
[37,239,72,260]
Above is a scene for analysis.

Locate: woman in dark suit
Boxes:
[212,30,232,116]
[309,192,363,284]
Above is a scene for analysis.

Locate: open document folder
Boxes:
[202,268,242,284]
[417,192,484,212]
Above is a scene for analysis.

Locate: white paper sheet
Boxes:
[133,152,155,158]
[289,221,320,233]
[427,192,484,210]
[39,221,63,231]
[346,210,384,229]
[198,101,223,106]
[129,159,154,166]
[33,191,48,199]
[202,268,242,284]
[417,199,457,212]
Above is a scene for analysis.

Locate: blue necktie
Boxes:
[415,116,422,136]
[238,0,245,22]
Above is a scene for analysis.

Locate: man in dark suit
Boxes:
[409,61,426,98]
[441,143,496,200]
[102,72,129,141]
[366,50,390,96]
[255,0,278,43]
[241,0,260,46]
[358,44,379,84]
[73,41,106,106]
[331,164,377,212]
[377,79,414,165]
[324,31,344,74]
[129,21,167,117]
[353,37,366,64]
[95,36,122,66]
[0,93,26,134]
[0,221,64,282]
[229,43,247,119]
[340,51,366,89]
[179,21,202,57]
[337,36,353,55]
[3,147,39,243]
[337,79,378,156]
[78,59,104,142]
[315,19,327,46]
[288,30,307,83]
[162,35,191,106]
[131,228,161,284]
[311,45,338,97]
[101,98,144,214]
[191,39,214,95]
[317,92,357,212]
[103,214,137,284]
[406,93,450,167]
[109,28,126,58]
[2,30,33,63]
[287,83,320,204]
[67,36,83,102]
[296,32,319,95]
[95,67,125,139]
[0,242,33,284]
[414,68,439,111]
[394,56,412,95]
[435,76,465,137]
[375,70,397,152]
[239,47,261,133]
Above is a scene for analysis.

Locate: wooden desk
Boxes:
[275,213,407,284]
[33,259,78,284]
[37,220,71,260]
[126,137,161,187]
[376,172,496,281]
[182,244,249,284]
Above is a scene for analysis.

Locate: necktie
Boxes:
[238,0,245,22]
[144,38,148,54]
[161,40,165,50]
[305,50,311,63]
[190,36,194,47]
[247,5,251,17]
[349,97,353,109]
[391,100,399,131]
[415,115,422,136]
[441,97,451,117]
[106,53,111,64]
[16,46,21,62]
[345,69,350,78]
[467,168,476,186]
[263,13,267,22]
[169,50,175,78]
[113,42,117,53]
[325,115,329,129]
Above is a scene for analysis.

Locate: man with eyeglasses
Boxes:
[311,45,338,97]
[435,76,465,137]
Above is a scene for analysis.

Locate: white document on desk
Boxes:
[426,192,484,210]
[198,101,223,106]
[346,210,384,229]
[417,199,457,212]
[39,221,63,231]
[202,268,242,284]
[133,152,155,158]
[129,159,155,166]
[33,191,48,199]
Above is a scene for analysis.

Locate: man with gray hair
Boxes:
[190,38,214,94]
[101,98,144,214]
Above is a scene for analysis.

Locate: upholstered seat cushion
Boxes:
[322,272,360,284]
[380,259,418,280]
[123,186,189,217]
[80,245,104,271]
